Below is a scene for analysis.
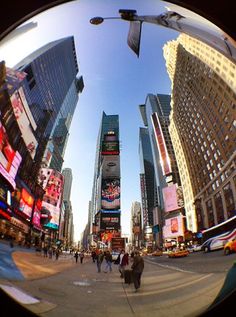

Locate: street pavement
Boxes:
[0,243,226,317]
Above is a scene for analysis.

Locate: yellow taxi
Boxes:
[151,250,163,256]
[224,238,236,255]
[168,248,189,258]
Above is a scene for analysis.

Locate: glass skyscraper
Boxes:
[14,36,84,170]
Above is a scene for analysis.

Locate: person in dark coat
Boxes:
[74,251,79,263]
[131,251,144,292]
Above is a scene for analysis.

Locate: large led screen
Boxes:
[100,211,121,230]
[10,88,38,159]
[162,215,184,239]
[102,156,120,179]
[101,179,120,210]
[0,120,22,189]
[18,188,34,220]
[101,141,119,155]
[163,184,185,212]
[39,168,64,230]
[151,113,172,176]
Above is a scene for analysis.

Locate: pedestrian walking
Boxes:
[80,250,85,264]
[91,250,97,263]
[43,245,48,257]
[116,250,129,278]
[96,250,104,273]
[48,247,53,259]
[104,250,112,273]
[74,250,79,263]
[55,248,60,260]
[131,251,144,292]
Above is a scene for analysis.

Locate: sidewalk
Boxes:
[0,251,224,317]
[12,251,75,280]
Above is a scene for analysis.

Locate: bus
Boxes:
[201,216,236,252]
[202,215,236,242]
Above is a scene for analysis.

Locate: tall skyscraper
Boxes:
[139,94,183,247]
[130,201,142,248]
[139,127,156,248]
[90,112,120,248]
[62,168,73,247]
[164,33,236,233]
[14,36,84,171]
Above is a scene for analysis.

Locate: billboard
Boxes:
[163,184,184,212]
[18,188,34,220]
[101,141,119,155]
[102,156,120,179]
[100,211,121,230]
[10,89,38,158]
[0,120,22,189]
[111,237,125,250]
[151,113,172,176]
[163,215,184,239]
[101,179,120,210]
[32,199,42,230]
[6,67,26,95]
[38,168,64,230]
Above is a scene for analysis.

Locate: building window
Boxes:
[214,192,225,223]
[223,183,235,218]
[206,199,215,227]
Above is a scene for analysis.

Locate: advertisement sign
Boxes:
[111,237,125,250]
[151,113,172,176]
[0,120,22,189]
[10,89,38,159]
[163,215,184,239]
[100,211,120,230]
[102,156,120,179]
[101,179,120,210]
[101,141,119,155]
[38,168,64,230]
[163,184,184,212]
[32,200,42,230]
[140,174,148,226]
[6,67,26,95]
[18,188,34,219]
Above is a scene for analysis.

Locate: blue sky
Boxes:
[0,0,179,241]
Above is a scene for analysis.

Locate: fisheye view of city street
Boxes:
[0,1,235,316]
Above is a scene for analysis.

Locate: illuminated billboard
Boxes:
[102,156,120,179]
[163,215,184,239]
[18,188,34,220]
[151,113,172,176]
[32,199,42,230]
[100,211,121,230]
[163,184,183,212]
[101,179,120,210]
[10,88,38,159]
[0,120,22,189]
[38,168,64,230]
[101,141,119,155]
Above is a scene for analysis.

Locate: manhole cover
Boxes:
[39,287,65,297]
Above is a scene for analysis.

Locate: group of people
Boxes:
[74,250,85,263]
[91,249,144,293]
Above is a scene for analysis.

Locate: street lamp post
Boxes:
[90,8,236,61]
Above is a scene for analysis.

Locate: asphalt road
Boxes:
[147,249,236,274]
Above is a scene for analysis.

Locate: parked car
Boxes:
[187,244,202,252]
[168,248,189,258]
[224,238,236,255]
